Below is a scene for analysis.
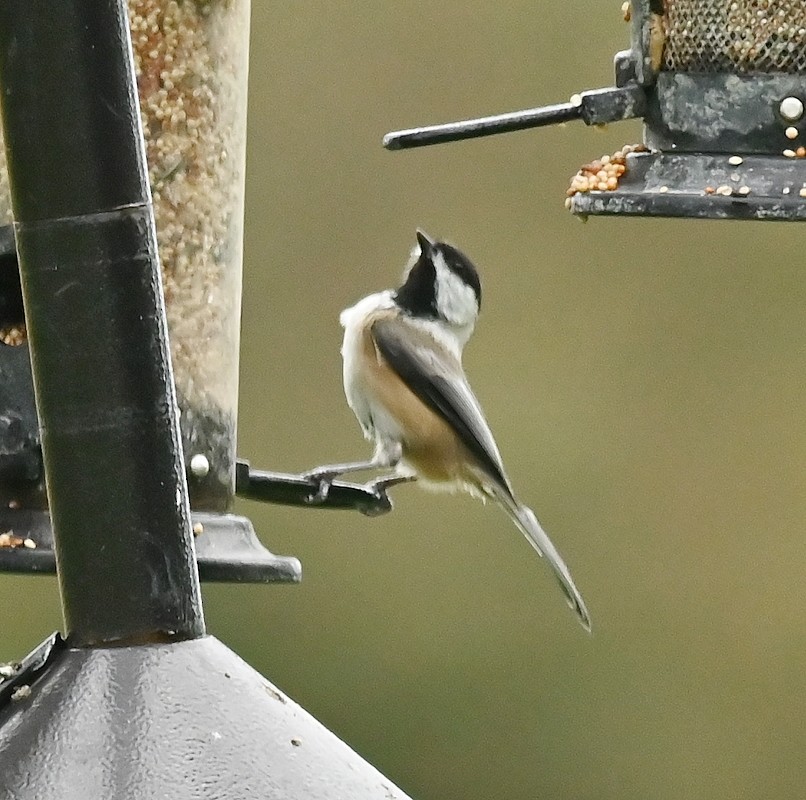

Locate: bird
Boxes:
[305,229,591,631]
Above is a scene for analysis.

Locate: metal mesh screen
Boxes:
[662,0,806,73]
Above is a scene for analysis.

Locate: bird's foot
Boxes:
[301,468,340,505]
[359,474,416,517]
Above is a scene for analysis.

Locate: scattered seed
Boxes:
[566,143,647,202]
[11,685,31,702]
[728,155,744,165]
[192,522,204,537]
[0,325,27,347]
[785,126,799,139]
[738,186,751,195]
[783,149,797,157]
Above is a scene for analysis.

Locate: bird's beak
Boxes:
[416,228,434,256]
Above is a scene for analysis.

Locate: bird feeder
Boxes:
[0,0,412,797]
[0,0,389,582]
[384,0,806,222]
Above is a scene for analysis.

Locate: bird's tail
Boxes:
[498,494,591,632]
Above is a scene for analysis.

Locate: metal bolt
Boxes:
[189,453,210,478]
[780,97,804,122]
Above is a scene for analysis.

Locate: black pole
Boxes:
[0,0,205,644]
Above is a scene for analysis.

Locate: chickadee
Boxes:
[307,230,590,630]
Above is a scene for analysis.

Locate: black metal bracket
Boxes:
[235,459,393,517]
[382,84,647,150]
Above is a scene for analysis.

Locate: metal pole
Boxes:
[0,0,205,645]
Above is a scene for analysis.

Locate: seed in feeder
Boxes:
[738,186,751,195]
[192,522,204,537]
[785,127,799,140]
[704,186,715,194]
[730,173,740,182]
[23,538,36,549]
[783,187,791,195]
[783,149,797,157]
[565,143,647,201]
[0,325,26,347]
[127,0,251,512]
[800,187,806,198]
[659,186,669,193]
[797,147,806,158]
[728,155,744,166]
[716,185,733,196]
[190,453,210,478]
[0,532,25,548]
[11,685,31,702]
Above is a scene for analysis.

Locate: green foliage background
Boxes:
[4,3,806,798]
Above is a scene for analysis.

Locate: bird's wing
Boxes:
[373,316,591,631]
[371,316,512,495]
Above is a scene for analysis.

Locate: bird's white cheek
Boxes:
[433,253,479,327]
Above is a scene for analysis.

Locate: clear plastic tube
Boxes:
[129,0,250,510]
[0,2,250,511]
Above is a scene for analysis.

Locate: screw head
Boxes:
[189,453,210,478]
[780,96,804,122]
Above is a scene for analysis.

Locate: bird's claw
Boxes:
[359,482,394,517]
[302,470,338,505]
[357,474,414,516]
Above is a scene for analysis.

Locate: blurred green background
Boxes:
[5,2,806,798]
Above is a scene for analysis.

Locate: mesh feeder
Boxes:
[384,0,806,222]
